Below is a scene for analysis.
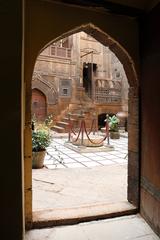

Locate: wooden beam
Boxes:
[49,0,145,17]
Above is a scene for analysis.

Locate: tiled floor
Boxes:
[25,214,160,240]
[44,135,128,169]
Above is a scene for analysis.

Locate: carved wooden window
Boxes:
[50,37,71,58]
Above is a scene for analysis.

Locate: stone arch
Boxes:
[25,22,139,226]
[32,72,58,105]
[98,113,107,129]
[40,23,139,204]
[39,23,139,206]
[32,88,47,121]
[39,23,139,205]
[41,23,138,90]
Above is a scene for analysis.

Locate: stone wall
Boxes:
[32,31,129,121]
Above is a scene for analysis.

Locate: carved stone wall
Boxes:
[32,31,129,119]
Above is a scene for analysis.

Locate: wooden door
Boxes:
[32,89,46,121]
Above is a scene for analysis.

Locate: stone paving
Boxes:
[44,134,128,169]
[33,164,127,210]
[33,134,128,211]
[25,214,160,240]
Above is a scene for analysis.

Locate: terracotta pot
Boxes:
[110,131,120,139]
[32,150,46,169]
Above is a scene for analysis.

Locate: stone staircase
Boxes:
[51,87,96,133]
[51,113,80,133]
[52,107,97,133]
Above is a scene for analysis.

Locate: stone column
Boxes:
[107,50,112,80]
[102,46,110,79]
[127,86,140,207]
[69,34,80,103]
[72,33,81,87]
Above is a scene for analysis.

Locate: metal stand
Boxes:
[67,112,71,143]
[79,110,85,148]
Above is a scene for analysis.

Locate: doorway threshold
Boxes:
[32,201,137,229]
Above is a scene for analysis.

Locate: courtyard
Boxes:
[32,132,131,226]
[31,26,136,226]
[43,132,128,169]
[31,26,138,228]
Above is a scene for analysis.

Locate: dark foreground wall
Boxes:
[140,3,160,236]
[0,0,24,240]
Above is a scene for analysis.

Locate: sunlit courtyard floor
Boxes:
[33,133,128,214]
[43,132,128,169]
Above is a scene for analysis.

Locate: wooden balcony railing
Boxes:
[50,46,71,58]
[95,79,122,104]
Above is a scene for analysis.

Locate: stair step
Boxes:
[58,121,69,125]
[51,125,65,133]
[57,121,69,128]
[69,113,81,118]
[63,117,76,122]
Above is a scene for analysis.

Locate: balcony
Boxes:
[50,46,71,59]
[95,79,122,104]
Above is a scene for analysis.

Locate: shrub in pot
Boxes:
[108,115,120,139]
[32,127,51,168]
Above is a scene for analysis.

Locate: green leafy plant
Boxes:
[32,128,51,152]
[44,114,54,127]
[108,115,120,132]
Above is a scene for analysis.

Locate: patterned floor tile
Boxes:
[112,158,127,163]
[73,157,92,162]
[65,162,86,168]
[62,158,77,164]
[97,159,115,165]
[82,153,98,157]
[45,136,128,169]
[81,161,101,167]
[89,156,106,161]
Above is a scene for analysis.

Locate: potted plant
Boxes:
[108,115,120,139]
[32,126,51,168]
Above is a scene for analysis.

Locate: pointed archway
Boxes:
[32,89,47,121]
[25,23,139,227]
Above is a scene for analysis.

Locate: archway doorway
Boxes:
[32,89,47,121]
[25,23,139,228]
[83,62,97,98]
